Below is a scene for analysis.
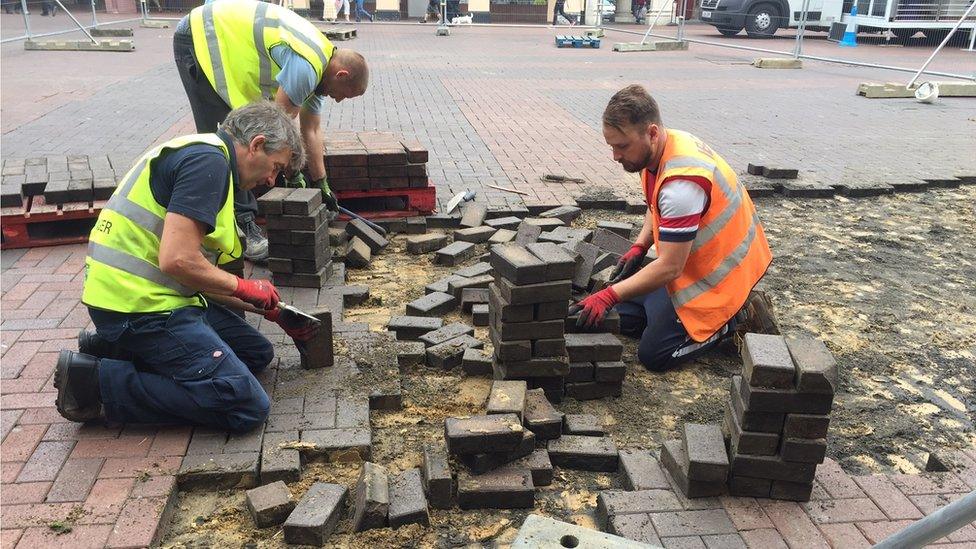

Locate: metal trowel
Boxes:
[277,302,321,325]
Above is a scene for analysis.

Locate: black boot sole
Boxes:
[55,350,103,423]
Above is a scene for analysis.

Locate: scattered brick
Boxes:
[504,449,553,487]
[514,222,543,245]
[682,423,729,483]
[445,414,524,455]
[472,304,488,326]
[455,262,493,278]
[421,445,453,509]
[486,380,528,420]
[597,489,683,524]
[460,288,489,313]
[459,202,488,228]
[283,482,347,546]
[456,468,534,509]
[564,380,622,400]
[177,452,260,490]
[447,273,494,299]
[571,240,600,290]
[387,315,443,340]
[351,462,390,532]
[523,388,563,440]
[300,428,372,461]
[485,216,522,230]
[300,307,334,369]
[590,227,634,256]
[426,334,483,369]
[563,415,604,437]
[762,167,799,179]
[620,449,671,491]
[785,337,838,394]
[596,220,633,238]
[345,237,372,268]
[661,439,726,498]
[260,431,301,484]
[419,322,475,347]
[538,205,582,224]
[454,226,497,243]
[396,341,426,368]
[523,217,565,230]
[462,347,492,375]
[405,291,457,317]
[246,481,295,528]
[547,435,619,472]
[459,430,536,474]
[388,468,430,528]
[405,233,449,254]
[489,228,516,244]
[608,513,662,545]
[741,333,795,389]
[434,241,476,266]
[427,213,461,229]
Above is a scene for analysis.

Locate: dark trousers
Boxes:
[93,304,273,432]
[553,1,574,24]
[616,287,733,372]
[172,32,258,221]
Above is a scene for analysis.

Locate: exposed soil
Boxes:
[160,186,976,548]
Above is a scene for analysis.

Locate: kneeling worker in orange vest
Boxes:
[570,84,778,371]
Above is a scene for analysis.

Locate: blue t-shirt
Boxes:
[270,44,327,114]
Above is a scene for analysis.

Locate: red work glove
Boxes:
[568,286,621,328]
[264,308,319,342]
[610,243,649,284]
[232,277,280,311]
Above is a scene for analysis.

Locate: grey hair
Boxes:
[220,101,306,171]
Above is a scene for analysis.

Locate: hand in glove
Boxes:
[264,307,319,342]
[610,243,649,284]
[286,171,307,188]
[568,286,620,328]
[231,277,280,311]
[314,177,339,212]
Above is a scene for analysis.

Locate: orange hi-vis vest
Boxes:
[641,129,772,342]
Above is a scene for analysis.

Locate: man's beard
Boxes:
[620,147,653,173]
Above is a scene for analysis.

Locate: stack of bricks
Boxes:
[324,132,429,192]
[724,333,837,501]
[563,332,626,400]
[0,154,120,207]
[488,243,576,403]
[257,187,333,288]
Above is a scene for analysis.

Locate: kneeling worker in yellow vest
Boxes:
[570,85,778,372]
[57,102,317,432]
[174,0,369,261]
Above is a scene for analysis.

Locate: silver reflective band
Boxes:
[116,157,148,197]
[660,155,744,254]
[671,211,761,309]
[88,241,197,297]
[104,196,164,238]
[253,2,274,99]
[202,3,231,105]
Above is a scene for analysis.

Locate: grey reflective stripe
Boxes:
[115,157,148,197]
[281,23,329,68]
[671,211,761,309]
[105,196,164,238]
[661,155,744,254]
[202,3,231,105]
[88,241,196,297]
[253,1,275,99]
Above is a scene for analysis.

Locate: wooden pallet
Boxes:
[316,26,358,40]
[335,186,436,219]
[555,35,600,48]
[0,196,105,249]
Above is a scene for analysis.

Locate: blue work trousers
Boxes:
[355,0,372,21]
[616,287,734,372]
[92,304,273,432]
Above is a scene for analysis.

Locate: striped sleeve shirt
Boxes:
[656,178,710,242]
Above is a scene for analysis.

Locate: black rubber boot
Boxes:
[77,330,132,361]
[54,350,104,422]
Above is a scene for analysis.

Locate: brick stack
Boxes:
[564,332,625,400]
[488,243,576,403]
[257,187,333,288]
[324,132,429,192]
[724,333,836,501]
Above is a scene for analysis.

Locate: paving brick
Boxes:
[447,273,494,299]
[487,380,528,420]
[281,188,323,216]
[590,228,634,256]
[496,277,572,306]
[736,528,788,549]
[460,287,489,312]
[283,482,347,546]
[454,226,497,243]
[177,452,260,490]
[723,402,779,456]
[514,222,543,245]
[566,362,596,383]
[731,452,817,483]
[785,337,838,394]
[426,213,461,229]
[649,509,738,537]
[130,475,176,499]
[426,334,483,369]
[456,468,534,509]
[783,413,830,439]
[607,512,662,545]
[445,414,524,455]
[660,536,707,548]
[16,440,74,483]
[780,437,827,464]
[523,388,563,440]
[298,306,334,370]
[681,423,729,483]
[729,379,784,433]
[488,228,517,244]
[718,496,773,530]
[538,205,582,224]
[662,439,726,498]
[741,333,795,389]
[889,471,970,495]
[103,493,170,548]
[760,501,830,549]
[817,522,872,548]
[434,241,476,266]
[571,240,601,290]
[246,481,295,528]
[459,202,488,228]
[597,489,683,525]
[405,233,448,254]
[814,458,865,499]
[345,237,372,268]
[2,482,51,505]
[17,524,112,548]
[503,449,553,487]
[454,262,493,278]
[702,533,747,548]
[1,425,47,462]
[525,242,577,281]
[596,220,633,238]
[396,340,426,368]
[771,479,816,501]
[472,303,489,326]
[351,462,389,532]
[459,430,535,474]
[421,445,453,509]
[490,244,547,285]
[620,449,670,491]
[419,322,475,347]
[727,475,772,498]
[565,332,623,362]
[346,218,389,253]
[734,375,833,415]
[388,468,429,528]
[565,380,622,400]
[405,291,457,316]
[492,356,570,378]
[492,318,564,342]
[533,337,566,357]
[855,520,916,544]
[461,347,492,376]
[563,414,604,436]
[45,457,103,502]
[595,360,626,383]
[802,497,886,524]
[547,435,618,472]
[488,283,535,323]
[907,492,968,515]
[387,315,443,340]
[523,217,564,230]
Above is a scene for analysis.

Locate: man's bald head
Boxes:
[320,49,369,102]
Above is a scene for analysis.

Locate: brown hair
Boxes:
[602,84,662,131]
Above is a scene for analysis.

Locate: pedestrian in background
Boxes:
[354,0,372,22]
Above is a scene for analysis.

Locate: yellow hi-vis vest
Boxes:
[82,134,243,314]
[641,130,772,342]
[190,0,335,109]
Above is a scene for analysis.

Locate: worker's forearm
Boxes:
[634,209,654,248]
[611,260,675,302]
[165,254,240,296]
[300,116,326,180]
[204,292,264,314]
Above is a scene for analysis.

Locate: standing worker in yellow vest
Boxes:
[570,85,778,371]
[173,0,369,261]
[56,102,318,431]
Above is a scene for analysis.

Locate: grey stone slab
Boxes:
[283,482,347,546]
[547,435,619,472]
[512,514,655,548]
